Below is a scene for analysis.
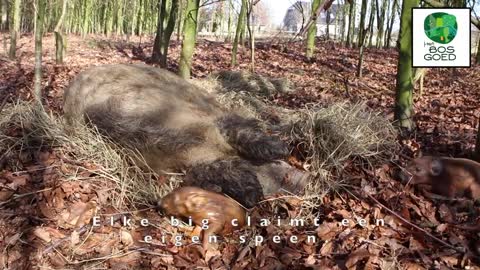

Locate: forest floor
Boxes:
[0,33,480,269]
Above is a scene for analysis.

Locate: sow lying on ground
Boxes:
[63,64,309,208]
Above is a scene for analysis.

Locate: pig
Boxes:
[401,156,480,199]
[159,186,246,251]
[63,64,310,208]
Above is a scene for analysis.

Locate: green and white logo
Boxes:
[424,12,458,44]
[412,8,471,67]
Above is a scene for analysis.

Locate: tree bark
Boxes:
[356,0,367,47]
[345,0,355,47]
[476,36,480,64]
[34,0,46,109]
[394,0,419,132]
[356,0,370,77]
[178,0,199,79]
[246,0,255,72]
[54,0,67,64]
[161,0,178,67]
[231,0,247,67]
[375,0,387,48]
[306,0,322,60]
[152,0,167,62]
[367,0,375,47]
[475,118,480,160]
[0,0,7,31]
[9,0,21,59]
[385,0,397,48]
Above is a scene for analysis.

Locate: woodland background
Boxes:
[0,0,480,269]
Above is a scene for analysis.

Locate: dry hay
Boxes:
[290,101,399,173]
[0,101,177,209]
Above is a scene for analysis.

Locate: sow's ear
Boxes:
[430,159,443,176]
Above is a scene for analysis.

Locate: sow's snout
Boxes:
[256,160,310,195]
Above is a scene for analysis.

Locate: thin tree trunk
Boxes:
[376,0,387,48]
[34,0,46,109]
[367,0,375,47]
[54,0,67,64]
[385,0,397,48]
[176,0,183,40]
[394,0,419,132]
[356,0,367,47]
[340,2,347,43]
[246,0,254,72]
[225,0,233,42]
[346,0,355,47]
[152,0,167,62]
[82,0,91,37]
[161,0,178,67]
[356,0,369,77]
[0,0,6,29]
[306,0,321,60]
[325,10,330,39]
[475,119,480,160]
[178,0,199,79]
[1,0,7,54]
[9,0,21,59]
[231,0,247,67]
[476,35,480,64]
[383,0,391,47]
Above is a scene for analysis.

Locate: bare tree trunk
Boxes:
[34,0,46,109]
[475,118,480,161]
[54,0,67,64]
[160,0,178,67]
[346,0,355,47]
[178,0,199,79]
[386,0,397,48]
[367,0,375,47]
[476,35,480,64]
[356,0,368,77]
[1,0,8,54]
[231,0,246,67]
[394,0,419,132]
[9,0,21,59]
[246,0,254,72]
[152,0,167,62]
[306,0,322,60]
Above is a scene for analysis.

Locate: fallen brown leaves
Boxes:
[0,33,479,269]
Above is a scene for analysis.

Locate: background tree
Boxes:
[34,0,46,109]
[384,0,398,48]
[476,36,480,64]
[246,0,257,71]
[1,0,7,54]
[356,0,367,47]
[231,0,247,67]
[178,0,199,79]
[54,0,67,64]
[305,0,322,61]
[345,0,355,47]
[375,0,387,48]
[366,0,376,47]
[394,0,419,132]
[356,0,369,77]
[9,0,21,59]
[152,0,179,67]
[476,119,480,160]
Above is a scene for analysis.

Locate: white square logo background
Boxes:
[412,8,471,67]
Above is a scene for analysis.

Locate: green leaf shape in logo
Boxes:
[424,12,458,44]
